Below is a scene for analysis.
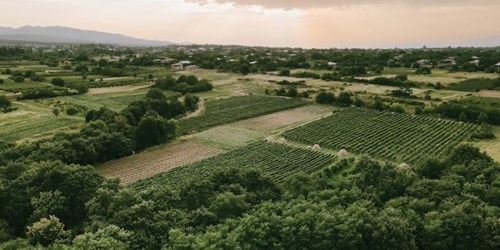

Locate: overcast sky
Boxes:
[1,0,499,48]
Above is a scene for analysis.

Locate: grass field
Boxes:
[96,140,224,185]
[0,110,82,142]
[178,95,309,134]
[283,108,478,164]
[469,126,500,162]
[130,141,334,190]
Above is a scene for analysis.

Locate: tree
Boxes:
[145,88,166,100]
[72,225,131,250]
[391,87,414,98]
[74,83,89,94]
[26,215,69,246]
[372,99,385,111]
[135,111,176,150]
[287,88,298,98]
[240,64,250,75]
[0,95,11,110]
[315,91,335,104]
[51,78,65,87]
[337,92,353,106]
[184,93,200,112]
[154,76,176,90]
[279,69,290,76]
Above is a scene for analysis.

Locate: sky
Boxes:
[1,0,500,48]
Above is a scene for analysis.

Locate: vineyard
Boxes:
[178,95,308,134]
[130,141,334,190]
[283,108,478,163]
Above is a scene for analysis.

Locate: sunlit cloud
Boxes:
[0,0,499,48]
[185,0,500,9]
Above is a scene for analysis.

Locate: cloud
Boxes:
[186,0,500,9]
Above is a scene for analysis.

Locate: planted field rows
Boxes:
[178,95,308,134]
[96,140,224,185]
[283,108,478,164]
[131,141,334,190]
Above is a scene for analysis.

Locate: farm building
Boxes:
[172,60,193,70]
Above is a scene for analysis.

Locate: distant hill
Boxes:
[0,26,172,46]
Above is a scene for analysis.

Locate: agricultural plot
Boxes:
[0,113,82,142]
[97,140,223,185]
[283,108,478,164]
[130,141,334,190]
[233,104,334,132]
[177,95,309,134]
[193,126,266,150]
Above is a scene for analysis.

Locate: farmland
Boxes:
[283,108,478,164]
[130,141,334,190]
[96,140,223,185]
[177,95,309,134]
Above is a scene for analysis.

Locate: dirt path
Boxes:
[88,84,151,94]
[477,90,500,98]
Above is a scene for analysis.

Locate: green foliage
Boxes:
[391,87,415,98]
[26,215,69,246]
[145,88,166,100]
[284,108,477,163]
[337,92,353,106]
[183,93,200,112]
[315,91,336,104]
[448,78,499,92]
[51,78,65,87]
[135,111,176,150]
[71,225,131,250]
[0,95,11,110]
[154,75,213,94]
[428,96,500,125]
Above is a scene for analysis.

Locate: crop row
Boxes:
[130,141,334,190]
[178,95,308,134]
[283,108,478,164]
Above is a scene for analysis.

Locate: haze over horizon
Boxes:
[1,0,500,48]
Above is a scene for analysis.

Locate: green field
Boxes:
[178,95,309,134]
[0,114,82,142]
[130,141,334,190]
[283,108,478,164]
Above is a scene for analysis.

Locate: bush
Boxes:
[13,76,24,83]
[51,78,65,87]
[73,84,88,94]
[66,107,79,115]
[0,95,11,109]
[316,92,336,104]
[184,93,200,112]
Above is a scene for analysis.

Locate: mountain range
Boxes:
[0,26,172,46]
